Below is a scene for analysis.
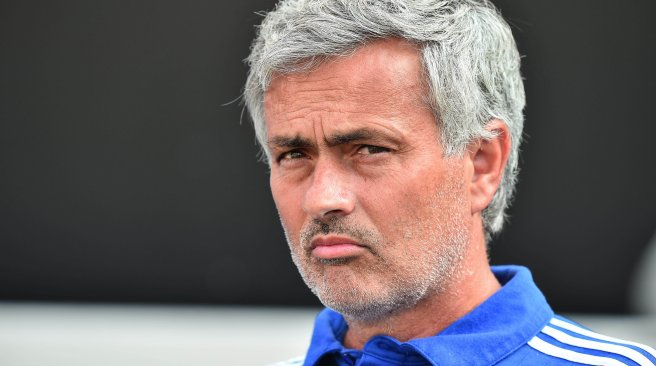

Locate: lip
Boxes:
[310,235,367,260]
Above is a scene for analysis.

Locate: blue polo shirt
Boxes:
[286,265,656,366]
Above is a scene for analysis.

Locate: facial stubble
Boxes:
[280,164,471,323]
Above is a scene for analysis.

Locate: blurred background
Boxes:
[1,0,655,365]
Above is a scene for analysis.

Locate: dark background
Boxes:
[1,1,654,313]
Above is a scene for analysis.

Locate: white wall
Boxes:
[0,303,654,366]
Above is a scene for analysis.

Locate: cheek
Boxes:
[357,173,430,230]
[357,165,465,239]
[270,177,305,234]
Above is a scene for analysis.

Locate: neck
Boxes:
[342,224,500,349]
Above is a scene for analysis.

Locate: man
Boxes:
[244,0,656,365]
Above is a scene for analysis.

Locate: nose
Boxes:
[302,159,356,220]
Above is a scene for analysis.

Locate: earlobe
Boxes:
[467,119,511,215]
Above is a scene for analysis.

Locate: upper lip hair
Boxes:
[310,235,363,249]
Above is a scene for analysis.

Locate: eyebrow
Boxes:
[268,135,315,149]
[268,127,396,150]
[325,128,377,146]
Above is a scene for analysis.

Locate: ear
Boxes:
[466,119,511,215]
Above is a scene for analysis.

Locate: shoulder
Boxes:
[499,315,656,365]
[267,355,305,366]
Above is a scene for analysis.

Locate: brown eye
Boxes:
[278,150,307,162]
[356,145,390,155]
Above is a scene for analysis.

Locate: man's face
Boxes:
[263,39,473,321]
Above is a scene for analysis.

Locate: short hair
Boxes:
[244,0,525,237]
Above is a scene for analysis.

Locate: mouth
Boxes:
[310,235,368,260]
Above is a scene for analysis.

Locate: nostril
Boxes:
[303,191,355,220]
[321,208,346,219]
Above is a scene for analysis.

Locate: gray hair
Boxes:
[244,0,525,237]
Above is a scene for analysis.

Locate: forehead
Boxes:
[263,38,431,135]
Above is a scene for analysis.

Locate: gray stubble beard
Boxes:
[282,207,470,323]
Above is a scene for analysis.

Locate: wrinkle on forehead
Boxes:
[265,79,405,125]
[262,39,438,154]
[263,38,430,124]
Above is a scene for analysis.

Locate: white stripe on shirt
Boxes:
[541,325,654,366]
[528,336,628,366]
[551,318,656,360]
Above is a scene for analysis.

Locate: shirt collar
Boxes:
[303,265,554,366]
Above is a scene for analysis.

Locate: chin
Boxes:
[309,275,429,323]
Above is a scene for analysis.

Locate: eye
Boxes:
[277,149,307,162]
[356,145,390,155]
